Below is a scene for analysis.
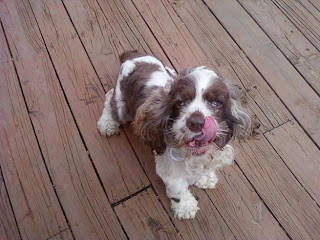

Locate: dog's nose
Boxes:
[186,112,205,132]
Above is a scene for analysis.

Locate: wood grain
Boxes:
[234,135,320,239]
[0,20,69,240]
[296,0,320,21]
[130,0,292,133]
[271,0,320,49]
[0,0,127,239]
[207,166,289,240]
[25,0,150,203]
[62,0,171,88]
[0,170,20,240]
[205,0,320,146]
[237,0,320,94]
[265,120,320,205]
[115,188,182,240]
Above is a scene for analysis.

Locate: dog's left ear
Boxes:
[215,83,257,148]
[229,84,254,139]
[132,88,170,155]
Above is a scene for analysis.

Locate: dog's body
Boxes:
[98,51,254,219]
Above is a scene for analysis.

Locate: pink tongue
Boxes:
[190,116,217,146]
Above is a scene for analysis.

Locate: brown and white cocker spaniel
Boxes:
[97,50,256,219]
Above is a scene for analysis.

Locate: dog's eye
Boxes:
[177,100,185,107]
[211,101,221,108]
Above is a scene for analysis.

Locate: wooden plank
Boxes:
[0,1,127,239]
[271,0,320,49]
[291,0,320,21]
[0,170,20,240]
[204,0,320,146]
[114,188,182,240]
[21,0,149,203]
[207,166,289,240]
[265,120,320,205]
[233,134,320,239]
[124,126,288,240]
[129,0,292,132]
[0,22,69,240]
[62,0,171,87]
[236,0,320,94]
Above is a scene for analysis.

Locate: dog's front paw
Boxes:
[171,196,199,219]
[194,172,218,189]
[97,118,120,136]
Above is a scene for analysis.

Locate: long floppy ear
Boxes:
[132,88,170,155]
[228,83,257,139]
[214,83,256,149]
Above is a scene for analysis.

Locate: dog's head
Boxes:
[134,66,254,155]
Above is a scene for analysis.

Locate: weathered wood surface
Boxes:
[0,170,20,240]
[205,0,320,146]
[206,167,289,240]
[1,0,320,239]
[265,120,320,205]
[25,0,150,203]
[0,20,69,240]
[46,229,73,240]
[271,0,320,49]
[115,188,181,240]
[237,0,320,94]
[234,135,320,240]
[0,0,127,238]
[62,0,171,88]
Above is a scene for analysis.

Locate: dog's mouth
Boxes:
[187,116,217,156]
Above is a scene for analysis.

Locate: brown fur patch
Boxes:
[119,50,147,63]
[120,62,161,122]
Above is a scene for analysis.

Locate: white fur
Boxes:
[156,144,234,219]
[97,88,120,136]
[147,71,171,87]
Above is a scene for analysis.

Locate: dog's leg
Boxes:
[166,178,199,219]
[97,88,120,136]
[155,155,199,219]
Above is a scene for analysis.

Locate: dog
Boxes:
[97,50,255,219]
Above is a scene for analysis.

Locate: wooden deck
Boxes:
[0,0,319,239]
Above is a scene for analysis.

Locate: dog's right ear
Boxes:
[133,89,170,155]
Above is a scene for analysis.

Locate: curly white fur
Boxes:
[155,144,234,219]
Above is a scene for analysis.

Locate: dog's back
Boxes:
[112,50,175,123]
